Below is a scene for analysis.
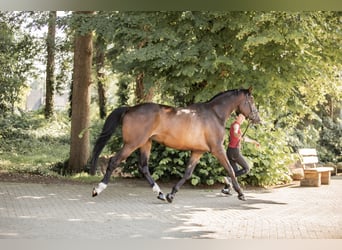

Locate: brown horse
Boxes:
[90,88,261,202]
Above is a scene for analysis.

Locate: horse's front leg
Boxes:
[166,152,202,203]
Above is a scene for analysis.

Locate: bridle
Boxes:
[245,94,259,122]
[241,94,259,137]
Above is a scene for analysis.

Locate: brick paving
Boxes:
[0,176,342,239]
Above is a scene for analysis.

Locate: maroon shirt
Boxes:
[228,121,241,148]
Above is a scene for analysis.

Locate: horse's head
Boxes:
[237,87,261,124]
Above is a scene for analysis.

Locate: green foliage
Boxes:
[90,11,341,186]
[68,11,96,35]
[1,11,341,187]
[0,111,70,176]
[113,141,227,186]
[97,11,341,117]
[238,123,294,187]
[0,17,36,113]
[318,117,342,163]
[0,11,73,115]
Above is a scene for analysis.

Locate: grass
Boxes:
[0,110,118,184]
[69,172,103,183]
[0,111,70,178]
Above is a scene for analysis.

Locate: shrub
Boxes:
[119,142,226,186]
[102,121,293,187]
[0,111,70,175]
[237,124,293,187]
[318,117,342,163]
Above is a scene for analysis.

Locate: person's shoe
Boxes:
[221,184,232,195]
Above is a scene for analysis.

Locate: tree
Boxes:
[95,34,107,119]
[68,11,94,173]
[0,12,38,114]
[96,11,159,104]
[45,11,56,119]
[92,11,341,186]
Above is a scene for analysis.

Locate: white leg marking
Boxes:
[95,182,107,195]
[152,183,161,193]
[224,177,232,185]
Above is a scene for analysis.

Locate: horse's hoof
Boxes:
[166,193,174,203]
[238,194,246,201]
[221,187,233,195]
[92,188,98,197]
[157,192,167,201]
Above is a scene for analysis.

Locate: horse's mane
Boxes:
[206,89,249,103]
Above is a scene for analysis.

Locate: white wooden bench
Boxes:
[298,148,334,187]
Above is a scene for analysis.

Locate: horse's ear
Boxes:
[248,86,253,94]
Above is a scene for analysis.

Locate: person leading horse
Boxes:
[90,87,261,202]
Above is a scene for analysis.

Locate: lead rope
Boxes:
[242,120,251,138]
[241,120,251,150]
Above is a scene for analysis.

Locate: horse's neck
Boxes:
[209,93,242,122]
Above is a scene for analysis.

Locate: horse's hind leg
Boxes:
[166,152,202,203]
[92,145,135,197]
[138,140,166,201]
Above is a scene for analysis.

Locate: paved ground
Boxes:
[1,176,342,239]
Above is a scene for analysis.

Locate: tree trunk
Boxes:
[134,39,153,104]
[45,11,56,119]
[95,35,107,119]
[135,72,154,103]
[68,11,94,173]
[135,72,145,103]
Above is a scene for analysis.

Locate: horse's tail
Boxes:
[89,106,129,175]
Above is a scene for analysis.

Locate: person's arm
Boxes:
[243,136,260,147]
[233,123,240,138]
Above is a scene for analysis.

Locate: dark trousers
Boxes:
[226,147,250,177]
